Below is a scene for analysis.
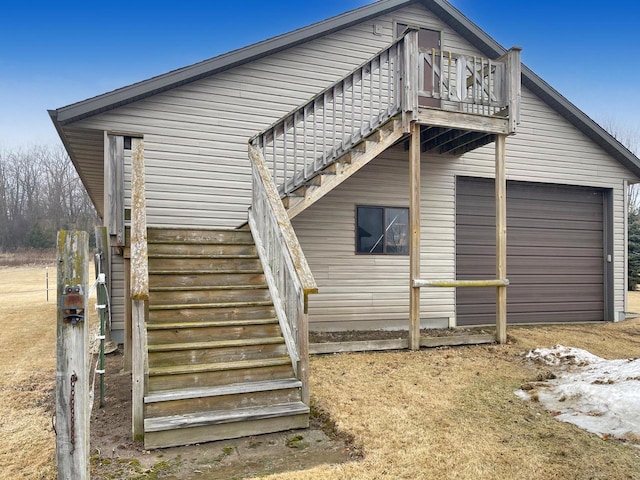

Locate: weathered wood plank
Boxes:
[130,137,149,441]
[420,334,494,348]
[285,119,405,219]
[145,378,302,403]
[309,339,409,354]
[144,411,309,450]
[148,336,285,352]
[496,134,508,343]
[104,134,125,245]
[56,230,90,480]
[145,386,302,418]
[409,121,421,350]
[417,109,510,134]
[130,137,148,301]
[132,300,148,441]
[414,279,510,288]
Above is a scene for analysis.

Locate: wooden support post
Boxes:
[130,137,149,441]
[56,230,90,480]
[495,134,507,344]
[409,122,421,350]
[402,28,419,132]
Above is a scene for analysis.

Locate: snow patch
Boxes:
[517,345,640,444]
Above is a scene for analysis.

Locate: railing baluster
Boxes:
[351,74,356,142]
[439,49,443,100]
[322,93,326,171]
[272,128,276,181]
[378,54,382,121]
[340,81,347,151]
[303,105,308,178]
[447,51,452,101]
[360,66,365,136]
[284,120,289,191]
[312,100,317,176]
[431,48,436,98]
[332,85,337,161]
[293,112,298,187]
[386,50,391,116]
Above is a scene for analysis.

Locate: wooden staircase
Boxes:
[282,117,406,219]
[142,227,309,449]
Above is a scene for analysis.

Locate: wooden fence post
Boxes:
[56,230,90,480]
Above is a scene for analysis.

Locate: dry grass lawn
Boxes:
[0,266,57,479]
[1,264,639,479]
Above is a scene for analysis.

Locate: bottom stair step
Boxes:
[144,379,303,416]
[144,402,310,449]
[145,378,302,404]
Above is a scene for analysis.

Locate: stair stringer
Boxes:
[285,118,407,219]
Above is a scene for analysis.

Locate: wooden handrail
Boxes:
[129,137,149,441]
[413,278,510,288]
[249,144,318,299]
[248,143,317,403]
[251,35,407,196]
[130,137,149,301]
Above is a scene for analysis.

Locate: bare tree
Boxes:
[600,118,640,212]
[0,145,98,251]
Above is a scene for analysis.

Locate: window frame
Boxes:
[355,204,409,256]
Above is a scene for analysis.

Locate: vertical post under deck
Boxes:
[495,134,507,343]
[409,122,421,350]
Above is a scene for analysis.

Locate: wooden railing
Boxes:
[129,137,149,441]
[249,35,406,197]
[250,30,521,197]
[418,46,522,128]
[248,143,318,404]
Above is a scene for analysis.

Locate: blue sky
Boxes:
[1,0,639,149]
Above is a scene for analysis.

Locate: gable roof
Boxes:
[49,0,640,177]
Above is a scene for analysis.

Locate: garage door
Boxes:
[456,177,605,325]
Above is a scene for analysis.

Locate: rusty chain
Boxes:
[70,372,77,453]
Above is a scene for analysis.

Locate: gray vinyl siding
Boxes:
[293,84,635,330]
[110,250,125,343]
[70,4,463,229]
[63,2,635,333]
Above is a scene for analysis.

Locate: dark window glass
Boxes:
[356,206,409,255]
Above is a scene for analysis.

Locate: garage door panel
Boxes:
[456,198,604,222]
[456,213,602,232]
[459,310,605,326]
[456,177,604,326]
[460,178,603,204]
[456,255,603,275]
[456,299,603,314]
[457,284,603,304]
[457,225,603,248]
[456,245,603,258]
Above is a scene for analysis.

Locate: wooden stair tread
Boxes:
[147,228,254,245]
[148,336,285,352]
[145,378,302,404]
[149,300,273,310]
[149,284,268,292]
[149,269,263,275]
[146,318,279,330]
[148,254,258,259]
[149,357,292,376]
[144,402,310,432]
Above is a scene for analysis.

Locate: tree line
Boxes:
[0,145,98,251]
